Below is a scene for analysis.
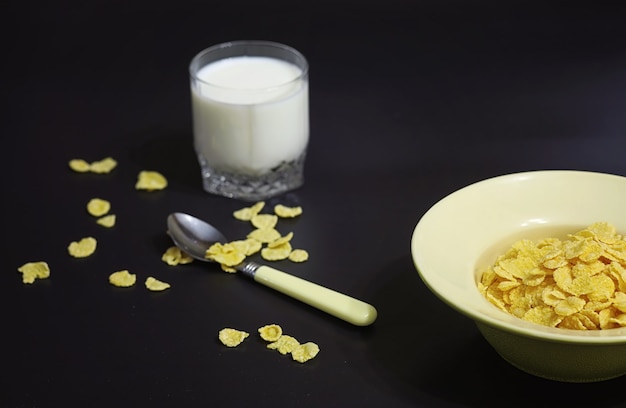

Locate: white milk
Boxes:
[191,56,309,176]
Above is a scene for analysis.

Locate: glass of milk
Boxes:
[189,41,309,201]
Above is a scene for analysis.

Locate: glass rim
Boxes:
[189,40,309,92]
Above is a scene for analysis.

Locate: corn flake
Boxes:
[17,261,50,284]
[135,170,167,191]
[221,264,238,273]
[145,276,170,291]
[210,324,324,363]
[233,201,265,221]
[247,228,281,244]
[274,204,303,218]
[261,242,292,261]
[229,239,259,256]
[289,249,309,263]
[87,198,111,217]
[210,203,311,272]
[554,296,586,316]
[291,342,320,363]
[97,214,116,228]
[258,324,283,342]
[161,246,194,266]
[267,335,300,355]
[218,328,249,347]
[587,221,619,244]
[479,222,626,330]
[69,157,118,173]
[68,237,97,258]
[69,159,91,173]
[523,306,562,327]
[243,238,262,255]
[109,270,136,287]
[614,292,626,313]
[205,242,246,267]
[267,232,293,248]
[612,314,626,326]
[251,214,278,229]
[89,157,118,174]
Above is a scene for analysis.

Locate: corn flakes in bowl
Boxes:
[411,170,626,383]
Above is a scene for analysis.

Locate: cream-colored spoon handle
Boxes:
[250,264,377,326]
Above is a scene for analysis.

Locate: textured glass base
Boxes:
[198,153,305,201]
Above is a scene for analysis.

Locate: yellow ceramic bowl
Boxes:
[411,170,626,382]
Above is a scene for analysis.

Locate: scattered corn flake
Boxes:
[135,170,167,191]
[222,203,310,270]
[87,198,111,217]
[69,157,118,173]
[145,276,170,291]
[69,159,91,173]
[214,250,244,267]
[17,261,50,284]
[289,249,309,263]
[247,228,282,243]
[267,232,294,248]
[89,157,118,174]
[274,204,302,218]
[161,246,194,266]
[267,335,300,355]
[225,238,261,257]
[97,214,116,228]
[251,214,279,230]
[258,324,283,342]
[479,222,626,330]
[68,237,97,258]
[233,201,265,221]
[291,342,320,363]
[233,209,254,221]
[218,325,321,363]
[244,238,262,255]
[205,242,246,267]
[109,270,136,287]
[228,239,256,257]
[261,242,292,261]
[219,328,249,347]
[221,264,238,273]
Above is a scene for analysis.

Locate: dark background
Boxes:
[3,1,626,407]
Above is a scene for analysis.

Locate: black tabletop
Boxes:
[4,1,626,407]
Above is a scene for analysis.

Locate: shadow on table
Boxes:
[365,255,626,408]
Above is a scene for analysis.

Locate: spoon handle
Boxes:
[242,263,377,326]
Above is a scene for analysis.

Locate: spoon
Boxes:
[167,212,377,326]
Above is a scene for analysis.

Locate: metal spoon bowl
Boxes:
[167,212,377,326]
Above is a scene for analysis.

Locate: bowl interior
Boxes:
[411,170,626,343]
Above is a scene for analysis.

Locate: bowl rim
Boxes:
[411,169,626,345]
